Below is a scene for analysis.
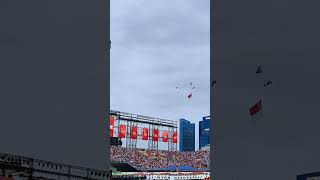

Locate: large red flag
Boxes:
[130,126,138,139]
[249,100,263,118]
[118,124,126,138]
[109,115,115,137]
[142,128,149,140]
[162,131,169,142]
[152,129,159,142]
[172,131,178,143]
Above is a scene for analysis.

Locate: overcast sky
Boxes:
[110,0,210,150]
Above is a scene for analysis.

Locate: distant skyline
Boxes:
[199,116,210,150]
[179,118,195,152]
[110,0,210,149]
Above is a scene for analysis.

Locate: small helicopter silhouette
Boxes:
[211,80,217,87]
[256,65,263,74]
[264,80,272,87]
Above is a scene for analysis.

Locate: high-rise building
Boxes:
[179,118,195,152]
[199,116,210,150]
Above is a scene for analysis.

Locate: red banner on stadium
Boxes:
[109,115,115,137]
[118,124,126,138]
[130,126,138,139]
[142,128,149,140]
[162,131,169,142]
[172,131,178,143]
[152,129,159,141]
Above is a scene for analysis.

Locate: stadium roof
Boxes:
[110,110,178,128]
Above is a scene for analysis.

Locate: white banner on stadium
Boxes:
[114,172,210,180]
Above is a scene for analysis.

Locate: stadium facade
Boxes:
[199,116,210,150]
[179,118,195,152]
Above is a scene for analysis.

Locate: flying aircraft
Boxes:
[264,80,272,87]
[256,65,263,74]
[211,80,217,87]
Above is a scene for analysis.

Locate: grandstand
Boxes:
[109,110,210,174]
[110,146,209,172]
[0,152,110,180]
[109,110,210,179]
[109,110,210,175]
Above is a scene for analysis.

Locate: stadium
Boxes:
[109,110,210,180]
[0,110,210,180]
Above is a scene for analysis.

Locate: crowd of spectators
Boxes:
[111,146,209,171]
